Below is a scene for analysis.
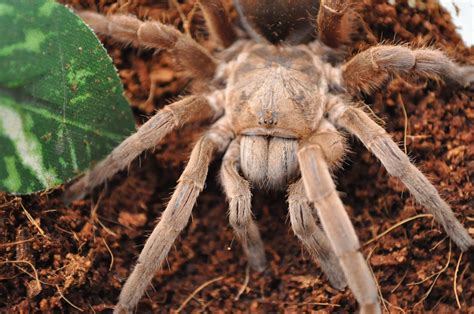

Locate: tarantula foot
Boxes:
[62,179,87,204]
[361,303,382,314]
[460,65,474,87]
[317,250,347,290]
[455,234,474,252]
[326,268,347,291]
[246,245,267,272]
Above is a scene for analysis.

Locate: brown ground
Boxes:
[1,0,473,313]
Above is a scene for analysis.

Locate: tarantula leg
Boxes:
[317,0,374,48]
[65,95,220,202]
[329,102,474,251]
[114,118,233,314]
[198,0,236,48]
[220,138,266,271]
[288,179,347,290]
[298,144,380,314]
[342,45,474,94]
[78,11,216,79]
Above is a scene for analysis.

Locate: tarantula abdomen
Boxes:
[234,0,320,43]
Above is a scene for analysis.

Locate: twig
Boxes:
[0,238,34,248]
[414,242,452,307]
[397,93,409,154]
[234,264,250,301]
[185,2,198,36]
[20,202,47,238]
[429,235,448,251]
[453,252,464,309]
[430,295,447,312]
[364,214,432,246]
[406,134,431,140]
[227,236,235,251]
[285,302,342,309]
[118,0,131,12]
[407,267,442,287]
[366,246,389,313]
[362,103,386,126]
[390,265,409,293]
[10,263,55,286]
[56,284,84,312]
[0,196,21,209]
[1,260,41,291]
[174,276,224,313]
[88,303,96,314]
[260,300,340,308]
[197,300,213,313]
[170,0,192,37]
[384,297,406,314]
[91,193,118,237]
[102,238,114,271]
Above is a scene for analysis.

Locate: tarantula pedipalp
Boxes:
[67,0,474,313]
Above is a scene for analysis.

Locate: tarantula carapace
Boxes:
[67,0,473,313]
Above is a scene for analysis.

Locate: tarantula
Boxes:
[68,0,473,313]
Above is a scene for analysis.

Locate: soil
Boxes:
[1,0,473,313]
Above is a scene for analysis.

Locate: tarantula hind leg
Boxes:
[64,96,219,202]
[198,0,236,48]
[317,0,375,48]
[298,144,380,314]
[342,45,474,94]
[330,102,473,251]
[78,11,216,79]
[288,179,347,290]
[114,118,232,314]
[220,139,267,271]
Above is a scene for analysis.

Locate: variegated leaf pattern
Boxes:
[0,0,135,194]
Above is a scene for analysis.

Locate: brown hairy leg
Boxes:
[342,45,474,94]
[298,136,380,314]
[220,138,267,271]
[198,0,236,48]
[288,179,347,290]
[115,118,233,314]
[329,101,473,251]
[317,0,375,48]
[78,11,216,79]
[289,120,348,289]
[65,95,221,201]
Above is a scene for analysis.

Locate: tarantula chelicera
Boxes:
[68,0,473,313]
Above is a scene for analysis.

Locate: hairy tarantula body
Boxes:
[225,42,336,187]
[68,1,473,313]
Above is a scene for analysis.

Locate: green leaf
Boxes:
[0,0,135,194]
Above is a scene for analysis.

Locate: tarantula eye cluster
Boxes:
[70,1,473,313]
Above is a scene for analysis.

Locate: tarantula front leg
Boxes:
[317,0,374,48]
[78,11,216,79]
[342,45,474,94]
[115,118,233,314]
[289,120,348,289]
[288,179,347,290]
[65,95,220,201]
[220,138,266,271]
[298,141,380,314]
[329,101,473,251]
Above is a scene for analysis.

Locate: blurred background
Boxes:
[440,0,474,45]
